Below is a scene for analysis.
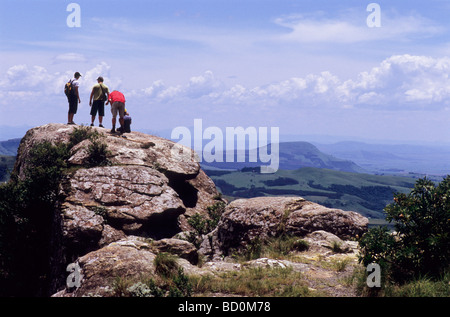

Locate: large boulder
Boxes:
[199,196,368,259]
[11,123,222,295]
[53,237,158,297]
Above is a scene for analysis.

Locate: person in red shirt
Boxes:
[107,90,126,133]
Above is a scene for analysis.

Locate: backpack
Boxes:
[99,83,106,101]
[64,79,75,98]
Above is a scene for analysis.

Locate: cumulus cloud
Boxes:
[141,70,223,101]
[81,62,122,93]
[343,55,450,108]
[136,55,450,111]
[0,62,123,100]
[2,55,450,113]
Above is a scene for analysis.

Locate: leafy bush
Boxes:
[86,137,111,167]
[186,201,226,247]
[0,141,70,296]
[69,125,111,167]
[154,252,179,278]
[359,176,450,283]
[0,127,112,296]
[69,125,100,147]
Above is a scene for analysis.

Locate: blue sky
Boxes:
[1,0,450,144]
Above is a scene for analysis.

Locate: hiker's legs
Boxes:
[68,113,74,123]
[117,103,125,132]
[68,97,77,123]
[118,117,124,132]
[97,101,105,126]
[90,101,100,125]
[111,101,119,132]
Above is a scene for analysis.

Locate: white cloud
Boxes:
[274,11,443,44]
[53,53,87,63]
[343,55,450,108]
[3,55,450,120]
[0,62,123,103]
[131,55,450,112]
[141,70,223,101]
[81,62,122,93]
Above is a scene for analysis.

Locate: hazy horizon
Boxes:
[2,1,450,146]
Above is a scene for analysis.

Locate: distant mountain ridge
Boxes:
[201,141,367,174]
[0,138,21,156]
[313,141,450,176]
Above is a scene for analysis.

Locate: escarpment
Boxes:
[7,123,369,297]
[12,123,223,295]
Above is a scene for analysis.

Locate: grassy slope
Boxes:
[206,167,418,220]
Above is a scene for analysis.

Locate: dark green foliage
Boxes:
[0,141,70,296]
[0,155,16,182]
[263,177,299,186]
[359,176,450,283]
[154,252,180,279]
[152,253,192,297]
[69,126,111,167]
[186,201,226,247]
[206,201,225,229]
[168,267,192,297]
[86,138,111,167]
[68,125,100,147]
[0,127,112,296]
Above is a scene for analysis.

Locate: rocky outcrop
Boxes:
[11,123,369,297]
[12,123,222,295]
[199,196,368,260]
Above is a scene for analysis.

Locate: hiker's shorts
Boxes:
[90,100,105,117]
[111,101,125,119]
[68,96,78,114]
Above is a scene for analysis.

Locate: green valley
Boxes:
[205,167,419,221]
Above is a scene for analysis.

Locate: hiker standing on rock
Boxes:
[65,72,82,125]
[89,76,109,128]
[107,90,126,133]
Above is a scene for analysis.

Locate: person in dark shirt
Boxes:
[123,109,132,133]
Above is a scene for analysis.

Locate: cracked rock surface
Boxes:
[13,123,222,295]
[13,124,369,297]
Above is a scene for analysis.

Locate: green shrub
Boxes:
[69,125,100,147]
[168,267,192,297]
[86,138,111,167]
[0,128,112,296]
[0,141,71,296]
[154,252,179,278]
[186,201,226,247]
[359,176,450,283]
[69,125,111,167]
